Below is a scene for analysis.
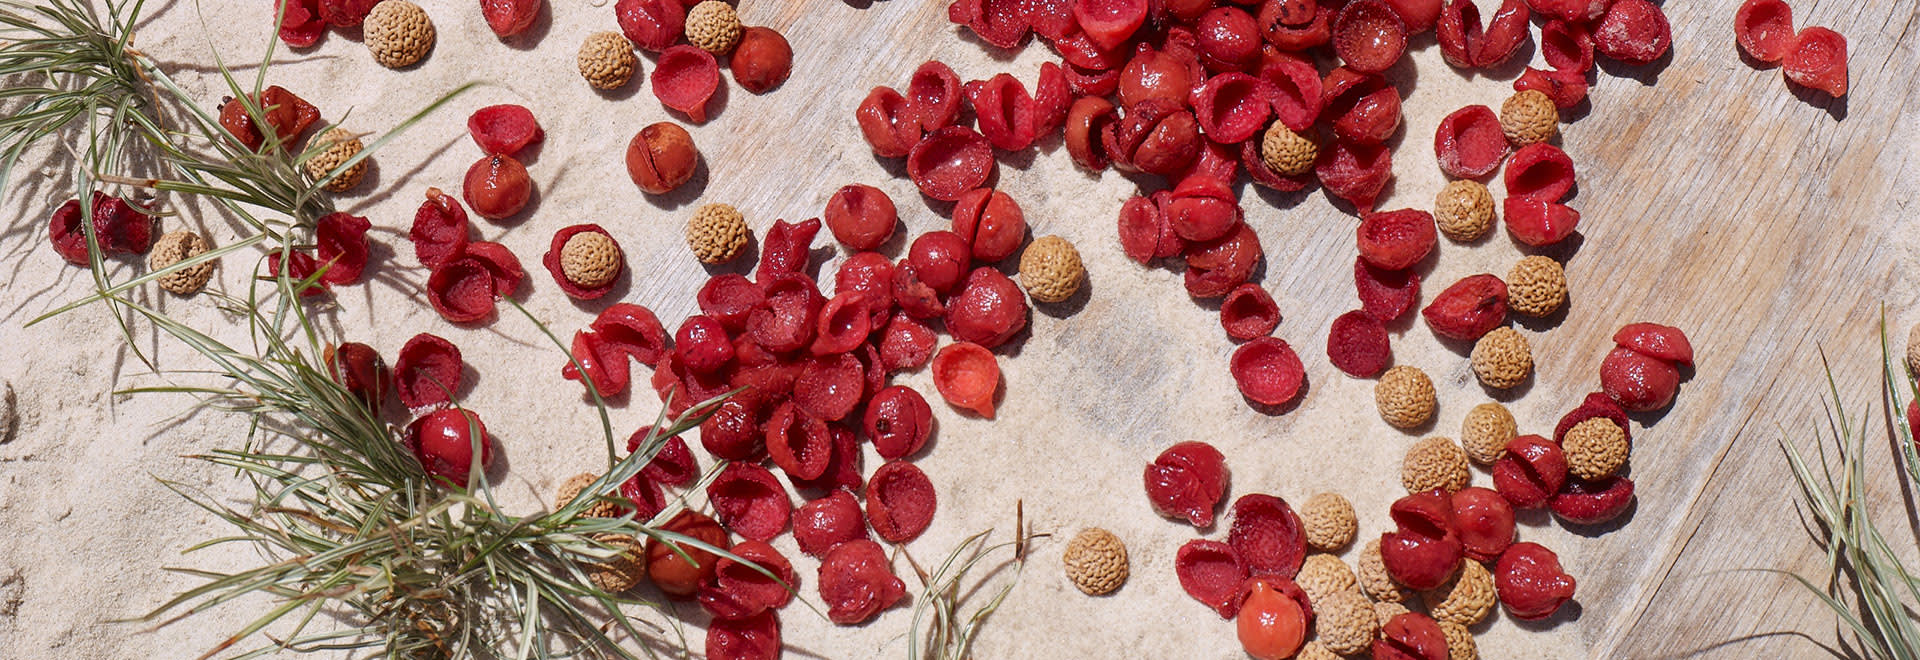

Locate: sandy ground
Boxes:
[0,0,1693,657]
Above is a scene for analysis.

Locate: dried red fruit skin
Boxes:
[865,461,938,543]
[1221,284,1282,341]
[1240,136,1312,193]
[1073,0,1148,50]
[1107,100,1202,176]
[951,189,1028,263]
[1164,176,1243,243]
[630,434,699,487]
[1379,491,1464,592]
[1332,0,1408,74]
[835,253,896,326]
[902,232,966,296]
[932,341,1001,418]
[1734,0,1795,64]
[462,154,533,221]
[1600,346,1681,411]
[1355,259,1421,322]
[1116,194,1169,265]
[652,46,721,123]
[1032,62,1071,137]
[794,490,870,557]
[541,225,622,299]
[1184,223,1264,299]
[467,105,543,156]
[593,303,670,366]
[1492,434,1567,509]
[706,611,781,660]
[1176,539,1250,618]
[47,198,92,265]
[1433,105,1508,179]
[1473,0,1530,69]
[393,333,463,411]
[1421,274,1509,342]
[276,0,326,48]
[616,0,685,52]
[708,463,792,542]
[1187,73,1270,145]
[905,61,964,133]
[1552,475,1635,524]
[653,351,733,417]
[1514,67,1590,109]
[1356,209,1437,271]
[1553,390,1639,448]
[794,353,865,421]
[1229,494,1308,578]
[818,539,906,625]
[562,330,630,397]
[1614,322,1694,366]
[1526,0,1607,23]
[1327,310,1393,378]
[1495,542,1576,619]
[856,87,921,158]
[754,218,821,281]
[1502,198,1582,247]
[966,74,1040,151]
[81,192,157,255]
[672,315,734,374]
[879,313,937,371]
[647,511,729,598]
[1374,612,1450,660]
[1784,27,1849,97]
[891,264,947,320]
[405,409,493,486]
[809,293,871,357]
[1196,6,1263,70]
[1592,0,1670,66]
[480,0,541,38]
[317,0,379,28]
[1144,441,1230,527]
[700,540,796,620]
[1231,337,1306,407]
[1257,0,1332,52]
[907,126,995,201]
[409,188,472,270]
[694,276,763,336]
[326,342,391,414]
[1065,96,1118,171]
[865,386,934,459]
[426,257,498,323]
[764,401,833,480]
[1540,20,1595,73]
[1065,62,1122,97]
[1323,70,1402,146]
[945,268,1031,349]
[1257,52,1323,131]
[1450,486,1516,562]
[220,86,321,151]
[731,27,793,95]
[949,0,1031,49]
[701,400,764,461]
[747,272,824,354]
[1315,140,1393,213]
[823,185,898,251]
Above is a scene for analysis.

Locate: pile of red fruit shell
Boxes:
[619,0,795,122]
[277,0,541,48]
[403,105,545,323]
[47,192,158,266]
[1732,0,1848,97]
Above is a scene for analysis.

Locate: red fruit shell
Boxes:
[790,423,864,495]
[1614,322,1694,366]
[1355,259,1422,322]
[1144,441,1229,528]
[1592,0,1670,66]
[1327,309,1393,378]
[907,61,964,132]
[394,333,463,410]
[1221,284,1282,341]
[47,198,91,265]
[1433,105,1508,179]
[1228,494,1307,578]
[793,353,864,421]
[1540,20,1595,73]
[1600,346,1681,411]
[731,26,793,94]
[1116,194,1171,265]
[1526,0,1606,23]
[1492,434,1567,509]
[945,268,1030,349]
[427,257,498,323]
[1175,539,1249,618]
[856,86,921,158]
[1164,176,1242,243]
[932,342,1000,418]
[219,86,321,152]
[1357,209,1437,271]
[1379,497,1464,591]
[1382,0,1442,34]
[592,303,670,365]
[949,0,1031,49]
[1258,52,1323,131]
[708,463,791,542]
[630,434,699,488]
[1494,541,1576,619]
[810,293,872,357]
[1191,73,1272,144]
[698,274,766,334]
[562,330,630,397]
[891,264,947,320]
[757,217,822,279]
[405,409,493,485]
[865,386,934,459]
[1421,274,1509,342]
[706,612,781,660]
[1184,224,1263,299]
[541,224,622,299]
[1065,96,1118,172]
[1440,0,1531,69]
[818,539,905,625]
[1257,0,1332,51]
[906,230,971,295]
[651,46,720,123]
[879,313,937,371]
[824,185,898,252]
[1195,6,1262,69]
[701,400,765,461]
[1073,0,1147,50]
[835,253,896,327]
[1231,337,1306,406]
[268,250,329,298]
[411,188,471,269]
[907,126,995,202]
[1375,612,1451,660]
[462,241,524,298]
[1734,0,1795,64]
[481,0,540,38]
[699,541,796,620]
[1451,486,1516,562]
[765,401,833,480]
[467,105,544,157]
[1055,28,1130,70]
[1315,140,1393,213]
[794,490,870,557]
[1332,0,1408,74]
[1514,67,1590,109]
[615,0,685,52]
[1240,135,1314,193]
[654,351,733,417]
[1065,63,1122,97]
[747,272,823,354]
[276,0,326,48]
[1551,475,1635,524]
[967,74,1040,152]
[865,461,937,543]
[317,0,379,28]
[951,188,1028,263]
[1503,197,1582,247]
[1033,62,1071,137]
[89,193,156,255]
[1784,27,1849,97]
[1118,47,1199,110]
[1505,143,1576,202]
[1323,69,1401,146]
[674,315,734,374]
[1025,0,1075,39]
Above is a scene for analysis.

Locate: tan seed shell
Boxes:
[1260,123,1317,176]
[1434,180,1496,242]
[585,533,647,593]
[1359,539,1414,603]
[1295,640,1341,660]
[364,0,435,69]
[1426,560,1496,626]
[561,231,622,289]
[1460,402,1517,465]
[1300,492,1358,551]
[1315,589,1379,655]
[1501,90,1559,146]
[148,231,215,295]
[1403,437,1472,494]
[1377,365,1437,430]
[1507,255,1567,317]
[303,128,368,193]
[1441,621,1479,660]
[685,1,743,54]
[554,472,626,518]
[686,203,749,264]
[1470,327,1533,390]
[1062,528,1128,595]
[1564,417,1630,480]
[1296,554,1358,605]
[1020,235,1085,304]
[578,32,639,90]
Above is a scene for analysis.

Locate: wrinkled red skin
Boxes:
[1144,441,1230,527]
[1552,476,1635,524]
[1332,0,1408,74]
[945,268,1031,348]
[1196,7,1263,71]
[425,257,496,322]
[50,193,157,262]
[811,293,872,357]
[1322,68,1401,146]
[1601,346,1681,411]
[1526,0,1609,24]
[1421,274,1508,342]
[698,274,766,334]
[317,213,372,286]
[1315,140,1393,212]
[891,264,947,319]
[1106,100,1202,176]
[394,333,463,411]
[1176,539,1249,618]
[700,400,764,461]
[541,225,622,300]
[1119,48,1200,110]
[47,198,93,265]
[1554,390,1634,443]
[1451,486,1516,562]
[616,0,685,52]
[1734,0,1795,65]
[630,434,698,487]
[708,463,792,542]
[865,386,934,459]
[1381,0,1442,34]
[1614,323,1694,365]
[1185,223,1264,299]
[562,330,630,397]
[877,314,935,372]
[620,470,670,521]
[968,74,1041,151]
[1065,63,1123,97]
[1784,27,1849,97]
[276,0,326,48]
[794,490,870,557]
[1229,494,1307,578]
[1178,140,1242,197]
[747,272,823,354]
[1116,194,1173,265]
[1066,96,1118,171]
[317,0,379,28]
[594,303,671,365]
[704,611,781,659]
[1540,20,1595,73]
[326,342,391,414]
[468,105,544,157]
[765,401,832,480]
[952,189,1028,263]
[1191,73,1273,144]
[1492,434,1567,509]
[1221,284,1282,341]
[1073,0,1149,50]
[906,60,964,132]
[755,218,821,281]
[1434,105,1508,179]
[1373,613,1450,660]
[781,422,862,493]
[834,253,895,327]
[1052,29,1130,70]
[824,184,898,251]
[1515,66,1590,109]
[406,409,493,486]
[1357,209,1436,271]
[907,230,973,294]
[856,87,922,158]
[1327,309,1392,378]
[1592,0,1670,66]
[652,352,732,417]
[1438,0,1531,69]
[1257,0,1332,52]
[819,539,906,624]
[1379,490,1463,591]
[646,511,729,598]
[794,352,864,421]
[1355,258,1421,322]
[731,27,794,94]
[1164,176,1244,243]
[1230,337,1306,406]
[652,45,721,123]
[865,461,937,543]
[219,86,320,152]
[932,342,1001,418]
[908,126,996,201]
[1495,542,1576,619]
[1025,0,1076,40]
[1503,198,1582,247]
[1241,135,1313,192]
[673,315,733,374]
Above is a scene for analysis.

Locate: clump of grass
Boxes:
[901,502,1046,660]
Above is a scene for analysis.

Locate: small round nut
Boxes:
[1295,641,1341,660]
[148,231,215,295]
[1500,90,1559,147]
[1441,621,1479,660]
[1376,365,1436,430]
[1062,527,1128,595]
[304,128,368,193]
[1507,255,1567,317]
[1359,539,1414,603]
[1373,600,1413,635]
[560,231,622,289]
[554,472,626,518]
[1564,417,1630,480]
[686,203,749,264]
[1295,554,1358,604]
[578,32,639,90]
[364,0,435,69]
[685,1,743,54]
[1019,235,1086,304]
[1260,123,1317,176]
[1314,588,1379,655]
[1426,559,1496,626]
[585,533,647,593]
[1905,322,1920,376]
[1434,180,1496,242]
[1403,437,1471,494]
[1460,402,1517,465]
[1299,492,1358,551]
[1470,327,1533,390]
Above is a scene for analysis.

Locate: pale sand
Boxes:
[0,0,1621,657]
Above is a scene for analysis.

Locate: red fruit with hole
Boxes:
[1229,494,1307,578]
[673,315,733,374]
[906,61,963,132]
[1614,323,1693,365]
[276,0,326,48]
[799,424,869,497]
[794,490,869,557]
[462,241,523,298]
[1065,62,1122,97]
[1592,0,1670,66]
[879,313,937,371]
[562,330,629,397]
[731,26,793,95]
[1231,337,1305,406]
[746,272,821,354]
[616,0,685,51]
[1554,393,1632,447]
[394,333,463,410]
[317,0,379,27]
[1784,27,1848,97]
[865,386,934,459]
[1451,486,1516,562]
[467,105,543,156]
[1355,259,1421,322]
[1327,309,1393,378]
[1321,68,1400,145]
[1514,66,1590,109]
[1503,198,1581,247]
[1332,0,1408,74]
[811,293,872,356]
[1073,0,1147,50]
[834,253,895,327]
[652,45,720,123]
[646,511,728,597]
[948,0,1030,49]
[701,400,764,461]
[326,342,391,413]
[1025,0,1076,40]
[1540,20,1594,73]
[83,192,157,255]
[967,74,1040,151]
[865,461,937,543]
[652,352,731,416]
[593,303,670,365]
[462,155,532,221]
[1600,346,1681,411]
[765,401,832,480]
[219,86,320,151]
[1492,434,1567,509]
[1357,209,1436,271]
[1176,539,1249,618]
[268,250,329,298]
[1221,284,1282,340]
[1434,105,1508,179]
[891,264,947,319]
[1380,0,1442,33]
[945,268,1030,349]
[1185,223,1263,299]
[1422,274,1508,342]
[1196,6,1262,70]
[1551,475,1635,524]
[1373,612,1449,660]
[908,126,995,201]
[631,433,698,487]
[756,217,821,279]
[1161,177,1241,243]
[1379,490,1463,591]
[426,257,500,322]
[46,198,94,265]
[931,341,1000,418]
[1506,143,1576,202]
[824,185,898,251]
[708,463,791,542]
[699,540,795,620]
[856,87,921,158]
[794,352,864,421]
[1066,96,1118,171]
[1734,0,1795,64]
[405,408,494,486]
[1315,140,1393,212]
[411,188,471,269]
[1494,542,1575,619]
[542,225,622,300]
[1237,577,1308,660]
[951,189,1028,262]
[698,274,765,334]
[1144,441,1230,527]
[818,539,905,625]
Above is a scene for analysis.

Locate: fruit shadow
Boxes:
[1510,599,1584,632]
[498,1,554,52]
[1243,376,1309,418]
[352,134,464,207]
[1558,495,1639,538]
[1034,268,1092,319]
[1790,84,1849,121]
[1481,369,1535,403]
[642,158,712,212]
[1595,48,1674,87]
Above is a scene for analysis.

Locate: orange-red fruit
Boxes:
[1237,578,1308,660]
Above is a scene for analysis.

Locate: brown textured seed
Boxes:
[1434,180,1496,242]
[1377,365,1437,430]
[1500,90,1559,147]
[578,32,639,90]
[686,203,749,264]
[1441,621,1479,660]
[364,0,435,69]
[303,128,368,193]
[1062,527,1129,595]
[148,231,215,295]
[685,0,744,54]
[1261,122,1318,176]
[1470,327,1533,390]
[1019,235,1086,304]
[1403,437,1472,494]
[585,533,648,593]
[560,231,622,288]
[1426,559,1496,626]
[1315,588,1380,655]
[554,472,626,518]
[1459,402,1517,465]
[1295,640,1341,660]
[1564,417,1630,480]
[1299,492,1358,551]
[1360,539,1414,603]
[1506,255,1566,318]
[1296,554,1359,604]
